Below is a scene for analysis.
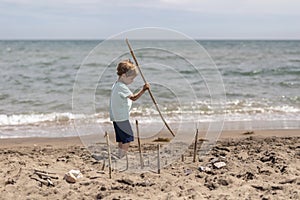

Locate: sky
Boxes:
[1,0,300,39]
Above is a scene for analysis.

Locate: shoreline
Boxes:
[0,129,298,148]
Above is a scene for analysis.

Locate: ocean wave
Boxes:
[223,67,300,77]
[1,103,298,127]
[0,113,84,126]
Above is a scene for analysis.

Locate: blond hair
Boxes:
[117,59,138,77]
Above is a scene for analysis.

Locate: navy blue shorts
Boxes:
[113,120,134,144]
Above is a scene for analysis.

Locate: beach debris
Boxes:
[198,158,226,174]
[198,166,212,173]
[30,169,57,187]
[213,162,226,169]
[243,131,254,135]
[210,157,220,163]
[30,175,54,187]
[184,168,193,176]
[34,169,59,179]
[214,146,230,152]
[64,169,82,183]
[153,137,171,142]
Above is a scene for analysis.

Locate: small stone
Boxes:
[213,162,226,169]
[184,169,192,176]
[64,173,77,183]
[210,158,219,163]
[198,166,213,174]
[64,169,82,183]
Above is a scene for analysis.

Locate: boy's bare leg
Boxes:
[118,142,130,158]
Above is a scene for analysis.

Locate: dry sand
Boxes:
[0,130,299,200]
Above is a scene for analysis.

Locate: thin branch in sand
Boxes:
[193,128,199,163]
[105,131,112,179]
[136,120,144,169]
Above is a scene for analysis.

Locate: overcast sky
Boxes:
[1,0,300,39]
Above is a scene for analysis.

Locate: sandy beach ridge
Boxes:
[0,129,299,199]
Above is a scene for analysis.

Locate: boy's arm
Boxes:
[128,83,150,101]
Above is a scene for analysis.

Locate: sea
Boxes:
[0,40,299,138]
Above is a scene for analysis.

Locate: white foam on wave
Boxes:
[0,112,86,126]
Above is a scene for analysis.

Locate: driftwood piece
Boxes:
[31,169,58,187]
[193,129,199,162]
[34,169,56,174]
[105,131,112,179]
[34,171,59,179]
[157,144,161,174]
[30,174,54,187]
[136,120,144,169]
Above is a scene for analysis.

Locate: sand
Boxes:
[0,130,299,200]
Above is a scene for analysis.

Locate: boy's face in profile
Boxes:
[121,74,136,85]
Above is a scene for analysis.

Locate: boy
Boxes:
[109,59,150,157]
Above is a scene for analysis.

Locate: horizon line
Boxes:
[1,38,300,41]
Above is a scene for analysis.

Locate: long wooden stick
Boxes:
[136,120,144,169]
[105,131,112,179]
[125,39,175,137]
[193,128,199,163]
[34,171,59,179]
[157,144,161,174]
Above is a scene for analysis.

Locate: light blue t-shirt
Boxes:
[109,81,133,121]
